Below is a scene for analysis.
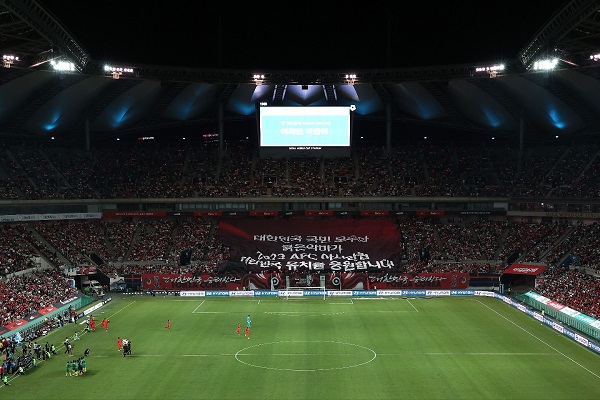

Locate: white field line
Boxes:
[90,351,558,358]
[406,299,419,312]
[191,300,206,313]
[475,298,600,380]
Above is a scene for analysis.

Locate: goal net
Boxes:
[283,275,327,300]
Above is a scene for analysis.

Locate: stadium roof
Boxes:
[1,0,600,145]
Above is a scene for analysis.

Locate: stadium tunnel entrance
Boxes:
[500,263,547,295]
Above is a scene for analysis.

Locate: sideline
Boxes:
[475,298,600,380]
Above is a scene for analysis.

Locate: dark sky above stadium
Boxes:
[38,0,568,71]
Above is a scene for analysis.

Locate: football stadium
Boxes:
[0,1,600,399]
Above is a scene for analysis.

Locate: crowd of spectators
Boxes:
[0,224,39,275]
[0,216,598,329]
[104,219,138,262]
[1,140,600,329]
[127,219,173,262]
[1,140,599,200]
[0,269,78,327]
[1,216,599,273]
[536,267,600,319]
[519,221,572,263]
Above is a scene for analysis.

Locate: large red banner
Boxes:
[219,219,402,273]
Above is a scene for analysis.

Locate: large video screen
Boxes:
[258,106,352,158]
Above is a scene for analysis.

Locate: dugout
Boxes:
[500,263,547,295]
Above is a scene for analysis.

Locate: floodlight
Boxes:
[2,54,19,68]
[345,74,357,85]
[104,65,135,79]
[51,60,75,71]
[253,74,265,85]
[532,58,558,71]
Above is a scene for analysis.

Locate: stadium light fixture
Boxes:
[345,74,357,85]
[51,59,76,72]
[591,53,600,61]
[474,64,504,78]
[253,74,265,86]
[104,65,134,80]
[532,58,558,71]
[3,54,19,68]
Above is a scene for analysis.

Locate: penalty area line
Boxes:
[406,299,419,312]
[191,300,206,313]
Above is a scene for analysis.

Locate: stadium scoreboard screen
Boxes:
[258,105,353,158]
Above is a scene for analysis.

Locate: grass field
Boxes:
[2,294,600,400]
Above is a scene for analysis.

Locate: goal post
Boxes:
[283,275,327,300]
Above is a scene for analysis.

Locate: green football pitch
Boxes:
[3,294,600,400]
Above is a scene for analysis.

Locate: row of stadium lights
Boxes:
[0,53,582,77]
[0,52,571,143]
[3,54,136,78]
[253,74,358,86]
[103,65,134,79]
[255,61,563,83]
[45,135,551,142]
[474,58,562,75]
[125,132,564,143]
[44,133,562,142]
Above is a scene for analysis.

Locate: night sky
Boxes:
[37,1,568,70]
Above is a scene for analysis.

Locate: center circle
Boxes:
[234,340,376,371]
